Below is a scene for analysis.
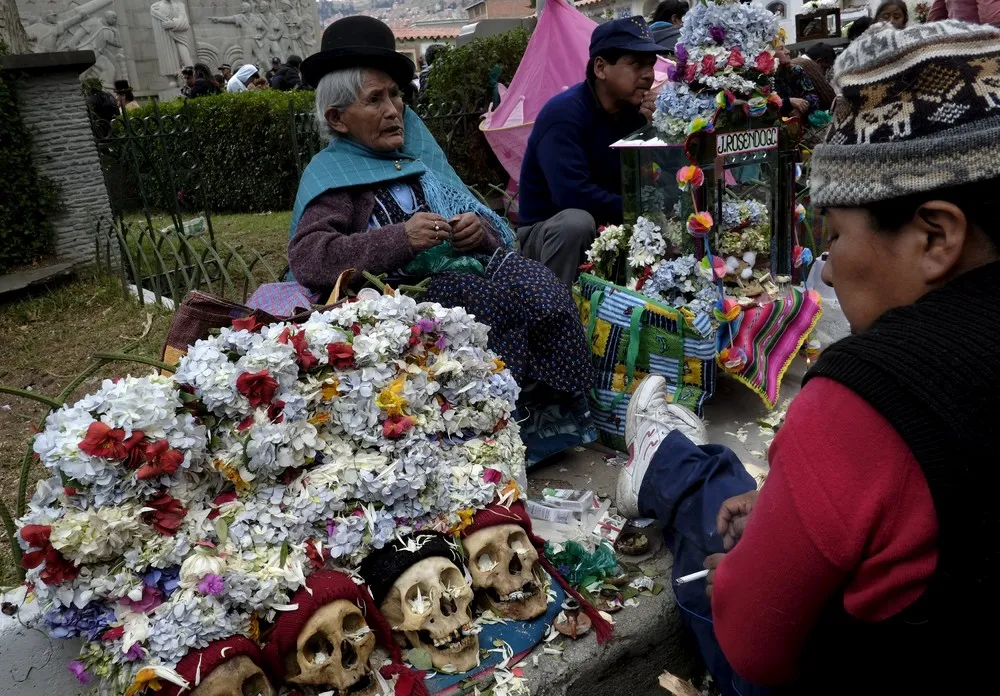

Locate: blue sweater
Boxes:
[518,81,646,226]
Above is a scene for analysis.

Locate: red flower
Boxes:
[382,415,415,439]
[684,62,697,83]
[64,486,78,497]
[701,54,718,77]
[409,326,422,347]
[19,525,78,584]
[143,494,187,536]
[350,323,361,336]
[208,491,239,520]
[482,468,502,484]
[267,400,286,424]
[78,422,145,460]
[236,414,255,432]
[102,625,125,641]
[232,315,265,333]
[236,370,279,407]
[754,51,775,75]
[135,440,184,481]
[290,331,318,372]
[727,47,745,68]
[327,342,355,369]
[305,539,328,569]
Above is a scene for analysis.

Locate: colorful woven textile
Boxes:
[575,274,716,450]
[717,288,823,409]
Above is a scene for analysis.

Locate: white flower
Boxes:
[627,216,668,269]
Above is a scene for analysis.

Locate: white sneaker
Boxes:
[617,377,708,519]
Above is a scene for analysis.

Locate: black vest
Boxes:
[793,262,1000,693]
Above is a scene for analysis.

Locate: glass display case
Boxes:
[613,119,797,297]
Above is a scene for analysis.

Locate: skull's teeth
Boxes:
[432,627,475,649]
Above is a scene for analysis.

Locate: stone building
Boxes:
[465,0,533,21]
[15,0,321,98]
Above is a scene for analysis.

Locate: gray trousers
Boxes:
[517,209,597,287]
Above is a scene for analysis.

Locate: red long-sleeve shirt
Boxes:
[711,377,939,686]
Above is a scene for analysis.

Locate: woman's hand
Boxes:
[450,213,486,252]
[704,553,725,598]
[717,490,758,550]
[405,212,451,251]
[790,97,810,116]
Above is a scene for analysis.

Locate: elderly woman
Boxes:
[285,15,592,405]
[617,21,999,695]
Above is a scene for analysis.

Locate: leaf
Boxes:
[579,575,599,588]
[651,583,664,596]
[640,590,654,597]
[620,587,639,601]
[407,648,433,671]
[279,542,289,566]
[213,518,228,547]
[639,563,660,578]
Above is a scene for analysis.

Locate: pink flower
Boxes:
[684,62,697,83]
[482,468,503,484]
[727,47,745,68]
[197,574,225,596]
[383,414,415,439]
[687,211,714,237]
[754,51,776,75]
[120,585,163,613]
[676,165,705,191]
[68,661,91,685]
[701,54,718,77]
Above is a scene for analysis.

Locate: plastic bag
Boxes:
[404,242,485,277]
[544,540,618,588]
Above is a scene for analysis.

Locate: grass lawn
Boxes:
[0,211,291,586]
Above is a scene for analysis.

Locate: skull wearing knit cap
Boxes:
[159,636,273,696]
[357,531,480,673]
[811,20,1000,208]
[261,570,428,696]
[460,501,614,644]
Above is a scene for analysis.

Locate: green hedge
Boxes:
[0,46,59,273]
[420,29,531,190]
[117,90,315,215]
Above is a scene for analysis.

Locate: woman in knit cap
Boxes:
[617,19,1000,695]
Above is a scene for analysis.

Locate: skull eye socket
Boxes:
[342,611,371,642]
[303,631,334,666]
[439,567,464,617]
[475,551,497,572]
[241,672,268,696]
[507,531,530,574]
[405,582,432,614]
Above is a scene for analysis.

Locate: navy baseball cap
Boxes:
[589,16,667,57]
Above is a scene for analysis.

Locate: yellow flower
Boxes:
[321,378,340,401]
[248,612,260,642]
[308,412,331,426]
[492,357,506,374]
[214,458,250,493]
[124,669,163,696]
[375,376,408,417]
[450,508,475,535]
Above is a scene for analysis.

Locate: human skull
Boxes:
[283,599,378,695]
[190,655,274,696]
[464,524,548,621]
[380,557,480,673]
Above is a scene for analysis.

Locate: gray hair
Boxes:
[314,68,365,139]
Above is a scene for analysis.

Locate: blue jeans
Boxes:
[637,430,774,696]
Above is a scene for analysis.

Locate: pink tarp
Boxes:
[481,0,672,185]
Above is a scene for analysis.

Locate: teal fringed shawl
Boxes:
[289,107,514,253]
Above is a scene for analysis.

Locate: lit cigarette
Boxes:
[675,569,710,585]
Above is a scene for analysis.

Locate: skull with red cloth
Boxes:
[159,636,274,696]
[261,570,428,696]
[460,501,613,641]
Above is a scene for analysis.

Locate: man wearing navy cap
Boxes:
[517,16,664,286]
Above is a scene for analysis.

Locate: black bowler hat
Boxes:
[113,79,132,93]
[300,15,415,89]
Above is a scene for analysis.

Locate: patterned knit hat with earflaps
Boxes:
[260,570,429,696]
[158,636,267,696]
[811,20,1000,209]
[460,501,614,644]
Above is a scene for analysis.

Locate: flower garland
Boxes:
[13,294,526,691]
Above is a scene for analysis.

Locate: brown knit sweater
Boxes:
[790,56,836,111]
[288,184,501,291]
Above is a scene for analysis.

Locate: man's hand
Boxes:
[640,87,660,124]
[704,553,725,599]
[450,213,485,252]
[790,97,810,116]
[404,212,451,251]
[717,490,758,550]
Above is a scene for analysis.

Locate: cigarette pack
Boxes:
[541,488,595,513]
[591,510,628,544]
[525,499,579,526]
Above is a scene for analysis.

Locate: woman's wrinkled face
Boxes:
[822,207,954,333]
[775,43,792,65]
[328,70,405,152]
[877,6,907,29]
